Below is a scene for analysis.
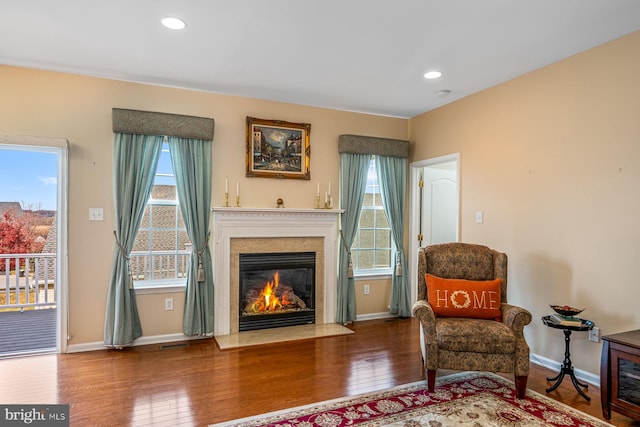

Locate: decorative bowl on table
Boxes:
[550,305,584,317]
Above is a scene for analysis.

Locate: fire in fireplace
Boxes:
[239,251,315,332]
[244,271,309,313]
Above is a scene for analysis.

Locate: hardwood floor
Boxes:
[0,317,638,426]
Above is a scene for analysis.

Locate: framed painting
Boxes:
[246,116,311,180]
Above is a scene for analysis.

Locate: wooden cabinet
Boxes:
[600,329,640,421]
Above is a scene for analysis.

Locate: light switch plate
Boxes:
[89,208,104,221]
[475,211,483,224]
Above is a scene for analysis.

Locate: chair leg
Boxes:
[427,369,436,392]
[515,375,528,399]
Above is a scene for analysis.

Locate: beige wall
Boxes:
[354,278,392,316]
[3,30,638,378]
[0,65,406,345]
[409,30,640,376]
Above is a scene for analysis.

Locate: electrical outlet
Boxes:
[363,284,370,295]
[164,298,174,311]
[589,327,600,343]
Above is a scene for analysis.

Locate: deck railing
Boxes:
[0,253,56,310]
[129,250,191,281]
[0,251,191,310]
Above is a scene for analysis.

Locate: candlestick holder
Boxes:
[324,196,333,209]
[315,195,321,209]
[235,195,240,208]
[225,192,230,207]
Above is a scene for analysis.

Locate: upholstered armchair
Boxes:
[412,243,532,399]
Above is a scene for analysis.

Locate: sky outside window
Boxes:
[0,148,57,210]
[154,144,176,188]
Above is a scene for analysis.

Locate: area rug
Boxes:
[211,371,613,427]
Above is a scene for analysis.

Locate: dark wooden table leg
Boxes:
[546,329,590,401]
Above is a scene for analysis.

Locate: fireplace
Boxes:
[239,251,315,331]
[212,207,341,337]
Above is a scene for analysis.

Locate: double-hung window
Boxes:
[350,157,393,276]
[132,141,190,290]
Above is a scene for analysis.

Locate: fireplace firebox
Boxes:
[239,251,315,332]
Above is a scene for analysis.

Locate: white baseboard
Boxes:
[530,352,600,387]
[66,333,209,353]
[356,312,397,322]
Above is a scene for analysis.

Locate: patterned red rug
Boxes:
[211,372,613,427]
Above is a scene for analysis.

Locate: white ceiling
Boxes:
[2,1,640,118]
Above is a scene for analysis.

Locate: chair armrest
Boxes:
[502,303,532,377]
[502,303,532,334]
[412,299,438,369]
[412,299,436,336]
[412,299,435,319]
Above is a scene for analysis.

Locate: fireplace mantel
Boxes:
[212,207,342,336]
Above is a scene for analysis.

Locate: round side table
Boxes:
[541,315,595,401]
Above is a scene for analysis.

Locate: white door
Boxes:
[409,154,459,304]
[422,162,458,245]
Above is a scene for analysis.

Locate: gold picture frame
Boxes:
[246,116,311,180]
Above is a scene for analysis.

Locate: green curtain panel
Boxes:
[338,134,410,322]
[336,153,370,324]
[376,155,411,317]
[104,133,163,347]
[168,137,214,336]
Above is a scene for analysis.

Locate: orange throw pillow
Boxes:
[426,274,502,321]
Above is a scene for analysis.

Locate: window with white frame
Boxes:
[131,141,191,287]
[350,157,392,275]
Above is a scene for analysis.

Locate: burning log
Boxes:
[243,271,308,314]
[281,289,307,309]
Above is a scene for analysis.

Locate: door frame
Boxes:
[408,153,460,305]
[0,135,69,354]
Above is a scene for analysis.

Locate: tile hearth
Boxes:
[214,324,353,350]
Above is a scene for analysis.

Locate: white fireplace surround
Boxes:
[212,207,342,336]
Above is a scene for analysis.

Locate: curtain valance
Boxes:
[338,134,409,158]
[112,108,215,140]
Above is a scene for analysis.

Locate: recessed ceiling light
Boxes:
[162,17,187,30]
[424,71,442,79]
[436,90,452,98]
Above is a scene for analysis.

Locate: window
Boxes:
[131,141,190,288]
[350,158,392,275]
